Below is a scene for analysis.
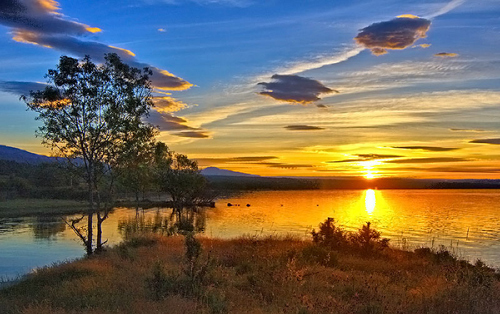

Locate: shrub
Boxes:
[145,260,178,300]
[311,217,349,250]
[350,222,389,252]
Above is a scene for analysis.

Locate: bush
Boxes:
[350,222,389,252]
[311,217,349,250]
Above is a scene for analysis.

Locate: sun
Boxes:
[359,160,381,180]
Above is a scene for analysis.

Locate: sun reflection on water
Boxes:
[365,189,376,215]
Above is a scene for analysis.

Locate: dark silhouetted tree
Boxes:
[23,53,157,254]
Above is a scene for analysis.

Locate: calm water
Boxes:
[1,189,499,280]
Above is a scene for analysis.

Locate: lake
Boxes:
[1,189,499,280]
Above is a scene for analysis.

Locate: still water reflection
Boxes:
[1,189,499,280]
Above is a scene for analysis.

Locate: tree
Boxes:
[23,53,157,254]
[155,148,207,209]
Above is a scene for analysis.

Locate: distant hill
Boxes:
[201,167,259,177]
[0,145,58,164]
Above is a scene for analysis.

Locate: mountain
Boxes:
[0,145,58,164]
[200,167,259,177]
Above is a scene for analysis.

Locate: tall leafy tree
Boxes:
[23,53,157,254]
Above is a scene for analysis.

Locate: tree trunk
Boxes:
[87,182,94,255]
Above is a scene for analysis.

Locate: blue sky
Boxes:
[1,0,500,178]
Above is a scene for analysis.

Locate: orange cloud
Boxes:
[153,96,189,113]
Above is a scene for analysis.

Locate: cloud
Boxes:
[173,131,210,138]
[449,128,485,132]
[423,167,500,173]
[0,80,47,95]
[285,125,325,131]
[196,156,278,163]
[354,16,431,55]
[328,154,403,163]
[469,138,500,145]
[426,0,465,19]
[417,43,431,48]
[1,1,192,91]
[275,46,364,75]
[0,0,100,36]
[258,74,336,104]
[316,104,328,108]
[142,0,252,7]
[257,162,313,169]
[385,157,470,164]
[153,96,189,113]
[11,31,192,91]
[434,52,458,58]
[391,146,459,152]
[147,110,197,131]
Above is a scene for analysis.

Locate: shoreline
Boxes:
[1,234,499,313]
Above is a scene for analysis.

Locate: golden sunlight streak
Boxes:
[360,160,381,180]
[365,189,376,215]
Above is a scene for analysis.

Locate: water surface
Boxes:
[1,189,499,280]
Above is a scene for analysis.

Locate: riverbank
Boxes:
[1,234,499,314]
[0,197,216,218]
[0,199,89,218]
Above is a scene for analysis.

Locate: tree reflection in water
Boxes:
[118,207,206,239]
[31,216,66,240]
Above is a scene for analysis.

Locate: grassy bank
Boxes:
[1,233,499,314]
[0,199,88,218]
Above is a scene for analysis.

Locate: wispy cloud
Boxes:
[0,80,47,96]
[469,138,500,145]
[390,146,460,152]
[147,110,198,131]
[141,0,252,7]
[426,0,466,19]
[173,131,211,138]
[449,128,486,132]
[328,154,403,163]
[276,46,364,76]
[285,125,325,131]
[385,157,470,164]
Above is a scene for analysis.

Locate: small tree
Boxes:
[311,217,349,250]
[351,222,390,252]
[23,53,157,254]
[156,150,206,209]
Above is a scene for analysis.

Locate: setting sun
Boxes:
[360,160,381,180]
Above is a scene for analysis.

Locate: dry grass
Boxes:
[1,234,499,314]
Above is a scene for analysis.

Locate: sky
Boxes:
[0,0,499,179]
